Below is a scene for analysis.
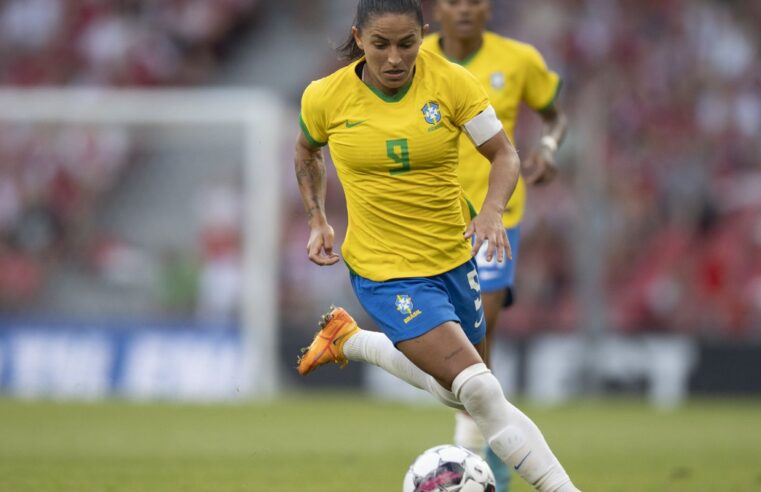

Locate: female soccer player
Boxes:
[422,1,569,490]
[294,1,580,491]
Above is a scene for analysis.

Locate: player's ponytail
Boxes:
[337,30,365,62]
[337,0,424,61]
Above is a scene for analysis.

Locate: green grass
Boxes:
[1,395,760,491]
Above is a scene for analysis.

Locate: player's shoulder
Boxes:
[418,48,477,84]
[420,32,442,53]
[483,31,544,62]
[303,60,360,101]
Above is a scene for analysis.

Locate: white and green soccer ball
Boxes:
[403,444,496,492]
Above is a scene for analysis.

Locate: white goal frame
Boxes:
[0,88,284,398]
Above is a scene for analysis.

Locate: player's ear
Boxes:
[422,23,430,37]
[352,26,364,51]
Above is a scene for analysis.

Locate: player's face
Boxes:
[435,0,490,41]
[354,13,428,94]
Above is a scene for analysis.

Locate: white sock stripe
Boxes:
[451,362,490,400]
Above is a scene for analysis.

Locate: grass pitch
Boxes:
[1,395,759,491]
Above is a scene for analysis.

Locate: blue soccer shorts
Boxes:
[349,258,486,345]
[474,226,521,293]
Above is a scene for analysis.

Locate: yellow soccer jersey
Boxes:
[422,31,561,227]
[299,49,489,281]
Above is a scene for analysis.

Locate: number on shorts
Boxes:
[467,268,483,312]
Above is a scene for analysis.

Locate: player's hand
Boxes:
[306,223,340,266]
[523,146,557,186]
[464,210,512,263]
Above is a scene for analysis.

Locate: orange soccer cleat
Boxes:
[297,306,360,376]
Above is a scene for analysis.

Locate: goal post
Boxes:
[0,88,285,399]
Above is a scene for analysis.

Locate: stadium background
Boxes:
[0,1,760,491]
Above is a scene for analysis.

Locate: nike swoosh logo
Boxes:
[345,120,367,128]
[332,332,350,346]
[514,451,531,470]
[474,312,484,328]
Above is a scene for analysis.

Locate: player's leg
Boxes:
[297,274,468,409]
[480,288,508,364]
[457,227,520,491]
[297,261,580,491]
[394,326,580,492]
[453,290,504,456]
[476,225,521,367]
[401,260,579,492]
[297,262,494,409]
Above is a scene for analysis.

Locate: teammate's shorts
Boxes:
[475,226,521,294]
[349,258,486,345]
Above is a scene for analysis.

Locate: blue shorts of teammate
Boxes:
[474,226,520,304]
[349,258,485,346]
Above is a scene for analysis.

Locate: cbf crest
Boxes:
[396,294,423,324]
[421,101,441,125]
[395,294,414,315]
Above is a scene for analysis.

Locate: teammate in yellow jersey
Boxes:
[423,2,569,490]
[295,1,580,491]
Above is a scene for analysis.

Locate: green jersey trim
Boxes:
[465,197,477,220]
[363,77,414,103]
[444,49,480,67]
[437,37,482,66]
[299,114,327,147]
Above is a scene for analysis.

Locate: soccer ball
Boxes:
[403,444,496,492]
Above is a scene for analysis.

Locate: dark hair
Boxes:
[337,0,424,61]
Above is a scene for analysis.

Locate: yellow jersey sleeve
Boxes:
[521,45,561,112]
[299,81,328,147]
[450,65,491,128]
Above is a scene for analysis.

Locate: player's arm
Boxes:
[523,103,568,186]
[464,126,521,264]
[522,102,568,185]
[294,132,339,266]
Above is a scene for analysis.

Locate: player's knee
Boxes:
[427,379,466,411]
[451,363,500,404]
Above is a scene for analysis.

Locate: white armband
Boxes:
[463,105,503,147]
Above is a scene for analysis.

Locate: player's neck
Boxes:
[360,62,412,98]
[439,34,483,64]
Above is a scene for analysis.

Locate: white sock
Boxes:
[454,411,486,457]
[343,330,464,410]
[452,363,580,492]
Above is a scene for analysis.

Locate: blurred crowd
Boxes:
[0,0,260,311]
[1,0,760,341]
[0,124,130,307]
[488,0,761,340]
[282,0,761,341]
[0,0,258,85]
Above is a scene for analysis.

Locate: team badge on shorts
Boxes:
[421,101,441,125]
[395,294,413,314]
[395,294,422,324]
